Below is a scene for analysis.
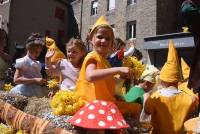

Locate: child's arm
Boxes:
[14,68,46,85]
[124,40,135,57]
[86,59,133,82]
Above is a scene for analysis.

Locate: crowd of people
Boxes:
[0,1,200,133]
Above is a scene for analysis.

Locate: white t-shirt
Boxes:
[15,55,42,78]
[54,59,79,90]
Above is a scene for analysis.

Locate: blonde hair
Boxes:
[89,25,114,41]
[65,37,86,54]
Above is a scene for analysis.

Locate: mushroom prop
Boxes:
[68,100,129,129]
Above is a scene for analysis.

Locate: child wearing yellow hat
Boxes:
[178,58,198,98]
[144,40,198,134]
[76,16,141,119]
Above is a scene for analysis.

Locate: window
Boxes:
[55,7,65,21]
[127,21,136,39]
[91,0,98,16]
[127,0,136,5]
[107,0,115,11]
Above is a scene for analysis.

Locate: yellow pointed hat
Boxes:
[181,58,190,80]
[90,15,112,34]
[160,40,181,82]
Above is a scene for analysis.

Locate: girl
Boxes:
[76,16,141,119]
[0,29,12,89]
[10,33,49,97]
[45,37,86,91]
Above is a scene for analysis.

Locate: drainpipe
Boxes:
[80,0,83,38]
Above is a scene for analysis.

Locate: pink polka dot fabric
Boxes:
[68,100,129,129]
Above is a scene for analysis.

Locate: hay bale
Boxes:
[0,91,28,110]
[23,97,51,117]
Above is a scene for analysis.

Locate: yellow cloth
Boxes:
[76,51,116,102]
[178,81,199,107]
[45,37,65,65]
[181,58,190,80]
[160,40,182,82]
[0,57,8,79]
[76,51,141,115]
[90,16,112,34]
[145,88,197,134]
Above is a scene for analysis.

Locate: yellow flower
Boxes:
[3,83,13,91]
[47,79,59,90]
[50,90,87,116]
[123,56,145,80]
[0,123,15,134]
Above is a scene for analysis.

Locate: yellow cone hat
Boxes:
[181,58,190,80]
[90,15,112,34]
[160,40,181,82]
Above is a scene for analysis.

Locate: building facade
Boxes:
[72,0,183,63]
[0,0,78,53]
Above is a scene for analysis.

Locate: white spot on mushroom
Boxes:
[101,101,107,106]
[93,100,99,103]
[79,110,84,115]
[98,121,106,127]
[88,114,95,119]
[110,126,117,129]
[107,115,113,121]
[110,108,116,114]
[88,105,95,110]
[75,118,82,124]
[117,121,123,126]
[98,109,105,114]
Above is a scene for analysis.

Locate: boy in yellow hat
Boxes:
[144,40,198,134]
[76,16,141,119]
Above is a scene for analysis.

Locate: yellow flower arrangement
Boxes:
[50,90,87,116]
[47,78,59,90]
[0,123,15,134]
[123,56,145,80]
[3,83,14,91]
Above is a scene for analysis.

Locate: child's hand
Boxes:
[119,67,134,79]
[34,78,47,85]
[45,49,55,59]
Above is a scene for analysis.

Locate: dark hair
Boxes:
[25,33,44,50]
[114,38,126,50]
[0,28,8,52]
[132,48,143,60]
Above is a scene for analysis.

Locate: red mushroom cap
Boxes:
[68,100,129,129]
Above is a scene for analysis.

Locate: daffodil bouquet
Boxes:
[123,56,145,81]
[50,90,87,116]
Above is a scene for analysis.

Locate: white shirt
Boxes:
[15,55,42,78]
[55,59,79,90]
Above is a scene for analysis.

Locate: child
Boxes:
[0,29,12,89]
[45,37,86,91]
[108,38,135,67]
[144,41,198,134]
[76,16,141,118]
[10,33,49,97]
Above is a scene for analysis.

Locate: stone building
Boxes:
[72,0,183,63]
[0,0,79,53]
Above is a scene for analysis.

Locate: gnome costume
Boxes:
[144,40,197,134]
